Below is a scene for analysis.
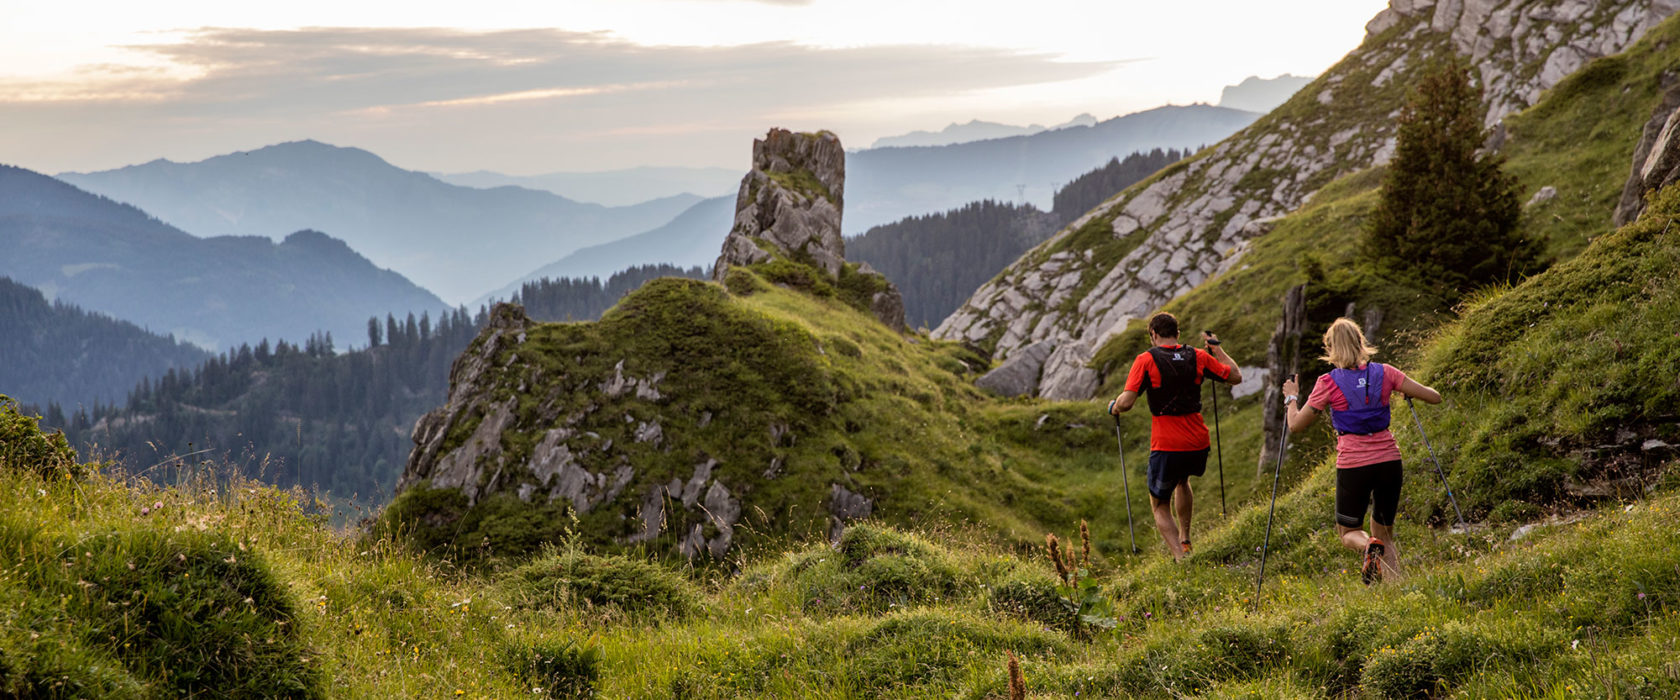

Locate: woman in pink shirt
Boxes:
[1281,318,1442,584]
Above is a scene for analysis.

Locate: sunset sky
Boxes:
[1,0,1389,174]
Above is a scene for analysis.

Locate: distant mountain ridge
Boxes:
[867,114,1099,149]
[477,195,735,306]
[58,141,700,304]
[844,104,1258,235]
[1217,74,1316,113]
[433,167,738,207]
[0,165,445,351]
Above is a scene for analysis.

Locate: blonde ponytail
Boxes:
[1320,317,1377,369]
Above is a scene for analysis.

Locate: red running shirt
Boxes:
[1124,346,1232,452]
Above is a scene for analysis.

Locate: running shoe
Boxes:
[1181,540,1193,556]
[1361,538,1386,585]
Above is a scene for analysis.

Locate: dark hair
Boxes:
[1148,312,1178,339]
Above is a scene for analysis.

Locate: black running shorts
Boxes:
[1146,449,1208,502]
[1335,459,1403,528]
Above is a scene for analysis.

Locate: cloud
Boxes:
[0,27,1121,172]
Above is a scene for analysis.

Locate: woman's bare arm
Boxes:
[1398,376,1442,404]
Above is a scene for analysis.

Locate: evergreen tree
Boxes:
[1363,58,1536,296]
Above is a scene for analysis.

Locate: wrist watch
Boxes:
[1283,395,1298,405]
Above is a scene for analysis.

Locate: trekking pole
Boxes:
[1255,376,1292,612]
[1211,381,1227,516]
[1407,397,1467,531]
[1111,411,1140,554]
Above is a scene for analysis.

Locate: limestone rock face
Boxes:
[713,129,847,280]
[935,0,1678,401]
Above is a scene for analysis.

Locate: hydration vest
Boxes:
[1328,363,1391,435]
[1145,346,1203,416]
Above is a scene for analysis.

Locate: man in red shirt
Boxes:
[1108,312,1242,560]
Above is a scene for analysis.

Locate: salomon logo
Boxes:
[1357,378,1368,388]
[1173,353,1183,360]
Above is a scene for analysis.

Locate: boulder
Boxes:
[974,339,1058,397]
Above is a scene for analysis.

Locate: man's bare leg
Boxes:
[1151,495,1183,560]
[1174,481,1194,548]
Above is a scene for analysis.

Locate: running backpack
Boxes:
[1145,346,1202,416]
[1328,363,1391,435]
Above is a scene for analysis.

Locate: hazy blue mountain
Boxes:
[434,167,737,207]
[58,141,700,304]
[1218,74,1316,114]
[479,195,735,305]
[868,113,1099,149]
[844,104,1257,235]
[0,165,446,351]
[0,276,212,409]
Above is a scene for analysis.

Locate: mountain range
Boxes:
[1215,73,1316,112]
[0,165,445,351]
[866,114,1099,149]
[843,104,1259,234]
[433,166,741,207]
[58,141,701,304]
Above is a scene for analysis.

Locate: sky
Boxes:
[0,0,1389,175]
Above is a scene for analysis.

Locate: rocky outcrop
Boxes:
[1615,77,1680,225]
[935,0,1679,400]
[713,129,847,279]
[401,303,534,502]
[713,128,907,332]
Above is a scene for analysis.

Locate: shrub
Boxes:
[783,525,964,614]
[843,610,1064,688]
[1360,629,1443,699]
[0,522,318,697]
[502,638,600,698]
[988,577,1078,632]
[0,396,80,479]
[501,550,698,619]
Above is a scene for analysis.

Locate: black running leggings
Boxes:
[1335,460,1403,529]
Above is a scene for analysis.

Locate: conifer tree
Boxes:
[1363,58,1536,297]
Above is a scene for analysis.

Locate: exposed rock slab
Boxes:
[974,339,1057,397]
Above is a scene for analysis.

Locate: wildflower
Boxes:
[1638,592,1647,600]
[153,501,163,510]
